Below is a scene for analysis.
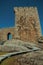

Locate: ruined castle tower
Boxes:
[0,7,41,43]
[14,7,41,42]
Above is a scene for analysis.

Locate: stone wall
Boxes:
[0,27,15,41]
[14,7,41,42]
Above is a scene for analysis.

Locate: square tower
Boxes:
[14,7,41,43]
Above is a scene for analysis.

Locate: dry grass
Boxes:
[0,52,8,55]
[0,51,43,65]
[1,56,19,65]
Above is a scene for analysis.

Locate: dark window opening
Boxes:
[7,33,12,40]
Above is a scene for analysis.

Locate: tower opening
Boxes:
[7,33,12,40]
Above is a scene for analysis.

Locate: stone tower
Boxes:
[14,7,41,42]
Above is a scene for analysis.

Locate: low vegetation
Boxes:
[0,51,43,65]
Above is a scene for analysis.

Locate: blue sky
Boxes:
[0,0,43,35]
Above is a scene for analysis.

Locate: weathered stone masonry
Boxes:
[0,27,15,40]
[14,7,41,42]
[0,7,41,43]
